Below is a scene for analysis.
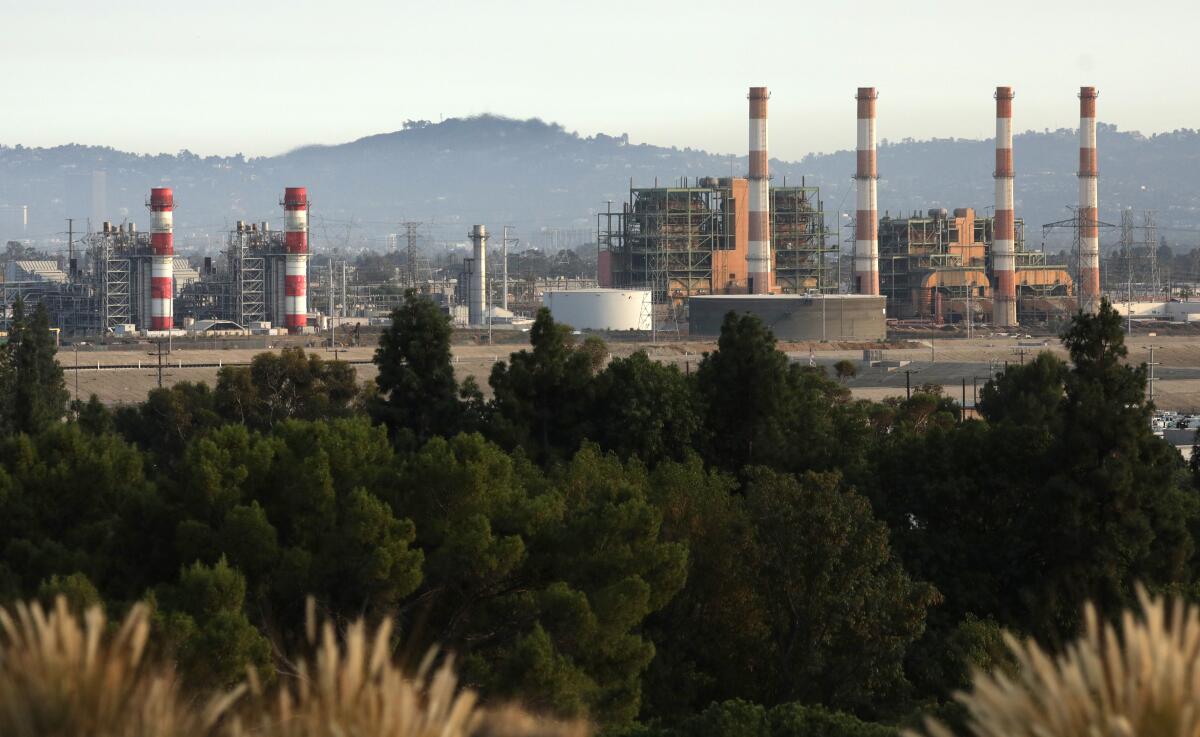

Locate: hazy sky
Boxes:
[4,0,1196,159]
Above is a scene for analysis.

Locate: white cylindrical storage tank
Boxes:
[469,225,487,327]
[542,288,652,331]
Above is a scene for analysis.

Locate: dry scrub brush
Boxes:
[914,587,1200,737]
[0,597,234,737]
[0,596,586,737]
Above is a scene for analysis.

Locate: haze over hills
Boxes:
[1,114,1197,253]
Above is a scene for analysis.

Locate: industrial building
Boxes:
[178,188,311,333]
[595,83,1097,337]
[878,207,1073,322]
[689,294,886,341]
[596,176,835,300]
[1,187,313,337]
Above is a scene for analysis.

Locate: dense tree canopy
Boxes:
[0,294,1196,736]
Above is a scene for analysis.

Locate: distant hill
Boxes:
[1,115,1197,252]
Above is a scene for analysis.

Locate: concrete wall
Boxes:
[688,295,886,340]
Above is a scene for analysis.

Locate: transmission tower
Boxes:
[399,221,422,288]
[1143,211,1160,299]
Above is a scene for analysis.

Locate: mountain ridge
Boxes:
[1,114,1197,251]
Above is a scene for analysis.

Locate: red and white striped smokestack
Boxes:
[149,187,174,331]
[1078,87,1100,312]
[283,187,309,333]
[993,87,1017,327]
[854,88,879,296]
[748,86,771,294]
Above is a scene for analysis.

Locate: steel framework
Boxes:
[772,183,836,294]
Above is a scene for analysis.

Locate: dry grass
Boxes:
[0,598,233,737]
[913,587,1200,737]
[0,597,587,737]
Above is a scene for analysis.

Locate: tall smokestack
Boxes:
[855,87,879,296]
[283,187,309,333]
[747,86,771,294]
[1078,87,1100,312]
[993,87,1017,327]
[149,187,174,331]
[469,225,488,326]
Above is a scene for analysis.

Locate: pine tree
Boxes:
[4,300,68,435]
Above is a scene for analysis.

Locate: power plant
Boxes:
[0,84,1126,343]
[598,84,1092,338]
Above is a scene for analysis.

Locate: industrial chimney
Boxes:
[855,88,880,296]
[1078,87,1100,312]
[469,225,488,326]
[283,187,309,333]
[993,87,1018,327]
[149,188,174,331]
[747,86,771,294]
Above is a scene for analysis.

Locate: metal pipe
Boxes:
[1079,87,1100,312]
[993,87,1018,327]
[855,87,880,295]
[747,86,771,294]
[283,186,309,333]
[149,188,174,330]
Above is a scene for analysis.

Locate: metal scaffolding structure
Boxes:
[772,183,836,294]
[598,177,835,303]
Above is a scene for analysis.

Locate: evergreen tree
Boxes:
[371,291,466,446]
[4,300,68,434]
[488,308,600,463]
[215,346,358,429]
[590,351,702,466]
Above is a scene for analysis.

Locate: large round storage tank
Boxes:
[542,289,652,331]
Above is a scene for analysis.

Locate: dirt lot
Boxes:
[59,333,1200,411]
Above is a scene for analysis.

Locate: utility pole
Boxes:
[156,340,164,388]
[341,261,347,318]
[329,260,336,350]
[1148,344,1160,403]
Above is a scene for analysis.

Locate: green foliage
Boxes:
[742,469,937,715]
[0,300,69,435]
[871,298,1195,648]
[0,303,1195,731]
[767,703,898,737]
[834,359,857,382]
[392,436,685,725]
[695,312,867,477]
[72,394,115,435]
[372,291,467,446]
[155,557,273,688]
[668,700,898,737]
[0,423,153,599]
[642,458,767,717]
[682,700,768,737]
[590,351,702,466]
[488,308,601,463]
[114,381,222,465]
[36,571,102,613]
[215,346,358,429]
